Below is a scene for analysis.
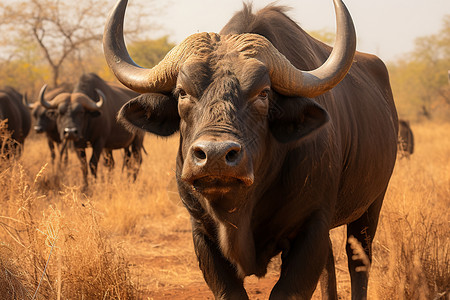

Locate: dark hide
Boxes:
[118,4,398,300]
[398,119,414,158]
[51,73,145,186]
[0,87,31,157]
[31,86,70,164]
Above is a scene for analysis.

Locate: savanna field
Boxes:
[0,120,449,299]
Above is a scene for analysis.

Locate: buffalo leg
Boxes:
[103,149,115,170]
[191,219,249,300]
[320,236,338,300]
[130,136,143,180]
[346,193,384,300]
[122,147,135,179]
[89,142,104,178]
[75,148,88,187]
[58,139,69,168]
[270,210,330,299]
[122,147,131,171]
[63,143,69,166]
[123,141,143,181]
[48,139,56,163]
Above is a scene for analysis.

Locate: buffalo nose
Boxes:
[64,127,78,138]
[34,125,43,133]
[192,141,242,167]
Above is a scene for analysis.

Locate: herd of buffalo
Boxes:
[0,73,145,185]
[1,0,415,298]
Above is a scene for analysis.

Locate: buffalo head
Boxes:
[29,86,68,135]
[30,101,57,135]
[33,109,55,134]
[39,85,105,142]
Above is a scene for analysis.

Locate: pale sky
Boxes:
[148,0,450,62]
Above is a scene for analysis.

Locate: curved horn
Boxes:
[78,95,102,111]
[94,89,105,108]
[103,0,207,93]
[263,0,356,97]
[22,92,32,109]
[39,84,56,109]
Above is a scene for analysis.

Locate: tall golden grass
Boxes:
[0,121,448,299]
[368,122,450,299]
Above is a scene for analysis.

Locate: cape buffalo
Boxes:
[398,119,414,158]
[0,86,31,157]
[28,86,71,165]
[104,0,398,299]
[40,73,144,186]
[31,85,120,169]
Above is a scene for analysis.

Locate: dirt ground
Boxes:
[126,228,280,299]
[125,219,351,299]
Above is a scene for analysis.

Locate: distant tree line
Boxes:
[388,15,450,121]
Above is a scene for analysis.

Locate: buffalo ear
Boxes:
[118,93,180,136]
[269,96,329,143]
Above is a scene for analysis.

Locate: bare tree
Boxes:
[0,0,159,88]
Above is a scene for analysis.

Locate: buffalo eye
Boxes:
[177,88,188,99]
[251,88,270,114]
[258,89,269,100]
[176,87,194,119]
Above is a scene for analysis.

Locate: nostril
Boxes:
[225,149,240,163]
[193,147,207,161]
[64,128,78,139]
[64,128,77,133]
[190,140,242,167]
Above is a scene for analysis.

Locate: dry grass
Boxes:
[0,120,21,160]
[0,121,448,299]
[368,121,450,299]
[0,126,142,299]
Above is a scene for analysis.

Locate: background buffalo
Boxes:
[398,119,414,158]
[28,85,71,165]
[0,86,31,158]
[39,73,145,186]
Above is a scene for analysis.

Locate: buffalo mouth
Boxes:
[192,175,253,195]
[64,135,79,142]
[63,132,80,141]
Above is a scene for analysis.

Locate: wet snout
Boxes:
[34,125,44,133]
[64,127,79,140]
[182,138,254,191]
[192,140,243,168]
